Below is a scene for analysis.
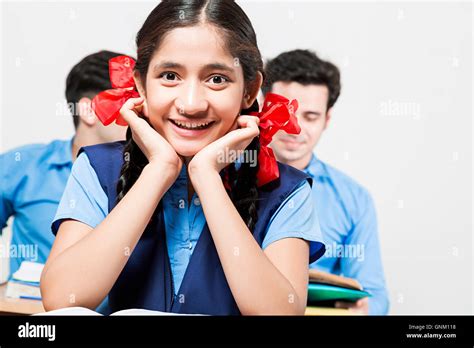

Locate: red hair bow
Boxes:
[251,93,300,187]
[91,55,139,126]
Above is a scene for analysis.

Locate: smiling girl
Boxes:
[40,0,325,315]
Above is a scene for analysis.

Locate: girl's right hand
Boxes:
[120,97,183,179]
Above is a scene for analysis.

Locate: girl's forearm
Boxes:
[190,169,305,315]
[41,163,173,310]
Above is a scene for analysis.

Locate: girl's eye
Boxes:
[160,72,178,81]
[208,75,228,85]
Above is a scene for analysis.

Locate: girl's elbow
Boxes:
[42,298,63,312]
[41,290,95,312]
[281,296,307,315]
[40,284,66,312]
[40,278,78,312]
[240,300,306,315]
[40,273,58,311]
[41,291,69,312]
[278,303,306,315]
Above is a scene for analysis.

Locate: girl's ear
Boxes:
[133,71,149,117]
[241,71,263,110]
[133,71,146,98]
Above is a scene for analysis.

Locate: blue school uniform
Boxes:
[52,141,325,315]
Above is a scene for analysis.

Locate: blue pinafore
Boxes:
[80,141,321,315]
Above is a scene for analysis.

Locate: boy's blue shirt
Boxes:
[0,138,74,275]
[305,154,389,315]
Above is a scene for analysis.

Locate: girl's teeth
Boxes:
[173,120,212,129]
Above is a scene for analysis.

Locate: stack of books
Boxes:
[5,261,43,301]
[305,269,370,315]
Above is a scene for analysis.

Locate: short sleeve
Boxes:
[51,152,109,235]
[262,180,326,263]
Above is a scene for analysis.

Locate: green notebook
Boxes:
[308,283,371,303]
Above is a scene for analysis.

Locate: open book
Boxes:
[35,307,205,316]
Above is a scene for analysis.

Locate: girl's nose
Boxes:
[175,80,208,115]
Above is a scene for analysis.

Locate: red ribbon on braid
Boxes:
[91,56,301,187]
[91,55,139,126]
[250,93,300,186]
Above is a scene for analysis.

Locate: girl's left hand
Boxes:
[188,115,260,176]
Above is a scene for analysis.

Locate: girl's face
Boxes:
[137,25,252,157]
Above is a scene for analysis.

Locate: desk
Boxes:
[0,284,355,316]
[0,283,44,315]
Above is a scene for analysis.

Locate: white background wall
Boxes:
[1,0,472,314]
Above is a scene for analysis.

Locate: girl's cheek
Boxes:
[146,96,170,123]
[144,83,170,114]
[145,102,169,136]
[210,93,242,122]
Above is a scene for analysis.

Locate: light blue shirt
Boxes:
[0,138,73,275]
[305,154,389,315]
[53,153,325,295]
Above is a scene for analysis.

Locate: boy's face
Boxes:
[269,81,331,165]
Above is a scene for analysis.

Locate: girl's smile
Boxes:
[168,117,217,137]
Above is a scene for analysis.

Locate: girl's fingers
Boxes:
[236,115,260,138]
[120,97,144,126]
[237,115,260,127]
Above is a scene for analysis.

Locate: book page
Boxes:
[111,308,205,316]
[36,307,206,316]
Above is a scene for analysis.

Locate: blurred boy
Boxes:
[0,50,126,275]
[263,49,389,315]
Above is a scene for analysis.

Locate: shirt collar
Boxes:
[303,153,326,179]
[46,136,74,167]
